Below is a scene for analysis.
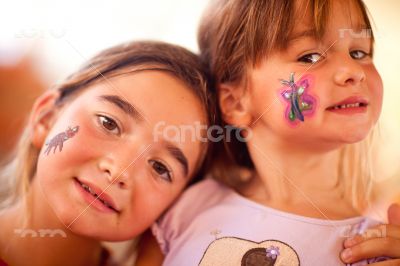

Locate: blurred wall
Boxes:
[0,56,46,158]
[364,0,400,192]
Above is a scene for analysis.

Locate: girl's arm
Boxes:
[135,230,164,266]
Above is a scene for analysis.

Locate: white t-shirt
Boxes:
[152,178,388,266]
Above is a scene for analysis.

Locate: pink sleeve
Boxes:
[150,189,193,255]
[150,179,227,255]
[150,188,192,255]
[151,221,169,255]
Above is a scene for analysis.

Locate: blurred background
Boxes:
[0,0,208,158]
[0,0,399,201]
[0,0,399,262]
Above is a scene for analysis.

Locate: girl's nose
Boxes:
[98,155,132,189]
[333,55,366,87]
[97,144,149,189]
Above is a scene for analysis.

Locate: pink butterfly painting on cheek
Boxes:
[279,72,317,126]
[44,126,79,155]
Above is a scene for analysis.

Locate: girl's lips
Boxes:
[326,96,369,114]
[327,96,368,109]
[73,177,120,213]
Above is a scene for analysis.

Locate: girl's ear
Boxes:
[30,90,60,149]
[218,82,252,128]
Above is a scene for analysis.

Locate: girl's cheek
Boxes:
[365,64,383,92]
[39,113,101,170]
[63,113,116,164]
[366,66,383,118]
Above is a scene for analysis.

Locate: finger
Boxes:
[368,259,400,266]
[344,224,400,248]
[340,237,400,263]
[388,203,400,226]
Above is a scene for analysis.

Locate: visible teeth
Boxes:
[333,102,362,109]
[81,182,96,197]
[78,180,116,211]
[81,183,114,210]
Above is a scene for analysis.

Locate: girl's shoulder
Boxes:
[175,178,231,206]
[162,178,232,223]
[151,178,233,254]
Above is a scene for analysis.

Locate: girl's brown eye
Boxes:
[98,115,120,134]
[149,160,172,182]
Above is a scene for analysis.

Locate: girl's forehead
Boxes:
[75,71,206,123]
[291,0,368,39]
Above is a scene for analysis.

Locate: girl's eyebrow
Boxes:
[288,29,316,44]
[166,144,189,177]
[98,95,144,121]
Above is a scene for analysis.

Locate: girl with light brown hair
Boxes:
[0,40,216,265]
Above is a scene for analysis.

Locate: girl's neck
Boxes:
[240,132,360,220]
[0,180,103,266]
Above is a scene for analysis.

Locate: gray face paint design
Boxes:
[44,126,79,155]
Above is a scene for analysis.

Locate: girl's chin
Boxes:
[62,213,142,241]
[66,220,117,240]
[69,226,140,242]
[339,128,371,144]
[319,121,373,145]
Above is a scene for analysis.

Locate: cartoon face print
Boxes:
[199,237,300,266]
[241,246,280,266]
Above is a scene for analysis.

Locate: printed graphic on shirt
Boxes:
[199,237,300,266]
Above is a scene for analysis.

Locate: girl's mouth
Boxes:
[74,177,120,214]
[326,97,368,114]
[327,102,368,110]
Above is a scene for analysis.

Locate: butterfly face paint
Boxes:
[279,73,317,125]
[44,126,79,155]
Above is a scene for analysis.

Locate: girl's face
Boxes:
[34,71,207,241]
[246,0,383,150]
